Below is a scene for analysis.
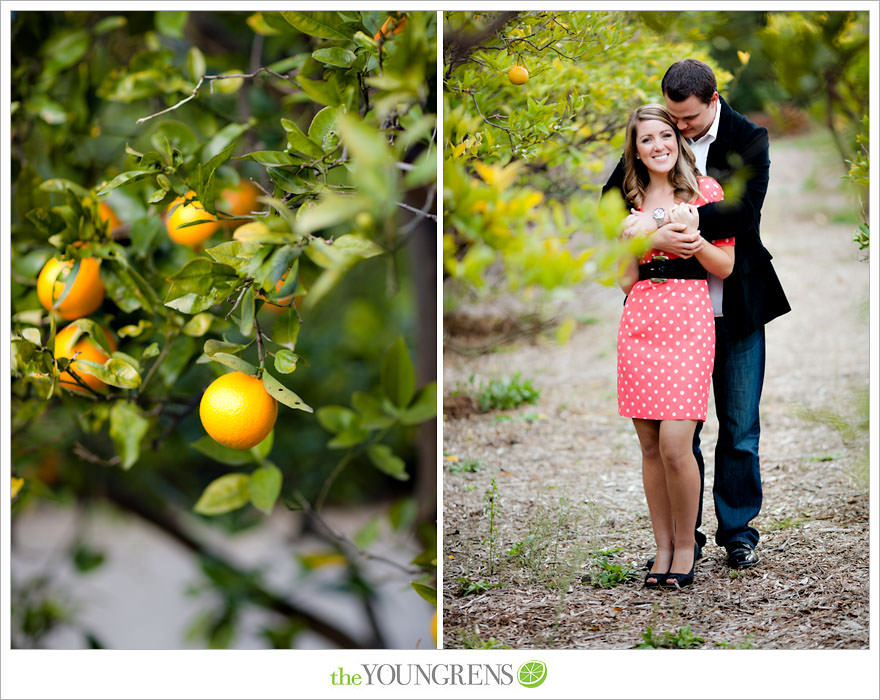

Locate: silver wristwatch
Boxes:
[652,207,666,228]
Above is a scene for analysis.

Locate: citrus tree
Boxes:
[443,10,729,303]
[10,10,437,649]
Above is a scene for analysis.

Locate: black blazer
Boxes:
[603,96,790,339]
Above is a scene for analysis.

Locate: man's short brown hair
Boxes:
[661,59,717,104]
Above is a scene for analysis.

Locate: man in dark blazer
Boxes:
[603,59,790,569]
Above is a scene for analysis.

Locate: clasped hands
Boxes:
[621,203,703,258]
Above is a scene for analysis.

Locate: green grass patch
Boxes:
[637,625,704,649]
[475,373,540,412]
[458,632,510,649]
[582,547,640,588]
[455,577,502,596]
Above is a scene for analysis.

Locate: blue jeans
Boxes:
[693,318,766,549]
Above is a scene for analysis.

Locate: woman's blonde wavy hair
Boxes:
[623,104,700,210]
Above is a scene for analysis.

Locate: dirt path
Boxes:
[441,133,870,650]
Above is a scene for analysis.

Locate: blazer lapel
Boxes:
[706,98,735,181]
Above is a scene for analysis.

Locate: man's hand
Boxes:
[652,222,704,258]
[669,203,699,233]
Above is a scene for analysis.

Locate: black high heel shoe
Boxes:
[644,569,668,589]
[660,543,698,589]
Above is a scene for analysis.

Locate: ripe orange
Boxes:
[220,181,260,219]
[165,191,220,247]
[508,64,529,85]
[54,322,117,394]
[37,255,105,320]
[432,611,437,645]
[199,371,278,450]
[98,201,122,232]
[374,13,406,41]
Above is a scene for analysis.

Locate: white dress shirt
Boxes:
[688,101,724,317]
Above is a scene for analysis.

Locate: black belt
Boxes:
[638,256,707,283]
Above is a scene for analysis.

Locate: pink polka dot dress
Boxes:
[617,176,733,422]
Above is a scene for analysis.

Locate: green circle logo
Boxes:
[517,660,547,688]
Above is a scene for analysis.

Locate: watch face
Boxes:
[652,207,665,225]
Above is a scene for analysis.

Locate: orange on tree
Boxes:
[165,190,220,247]
[54,321,117,394]
[98,200,122,232]
[507,64,529,85]
[199,371,278,450]
[37,254,105,320]
[432,611,437,645]
[374,13,406,41]
[220,181,260,220]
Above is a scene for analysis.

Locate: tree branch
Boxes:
[293,493,423,577]
[444,11,520,77]
[102,479,366,649]
[136,68,298,125]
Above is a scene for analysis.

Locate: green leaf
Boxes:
[238,150,303,166]
[258,245,299,296]
[351,392,396,430]
[272,309,300,351]
[353,517,380,548]
[203,120,254,161]
[261,371,312,412]
[95,16,126,35]
[183,313,214,337]
[190,436,255,467]
[75,357,142,389]
[186,46,206,81]
[281,11,351,40]
[316,405,359,434]
[203,339,249,357]
[265,167,314,195]
[109,401,149,470]
[43,29,88,74]
[231,221,280,243]
[308,106,340,149]
[95,170,157,197]
[167,258,234,296]
[204,240,263,272]
[312,47,356,68]
[296,73,341,107]
[249,464,283,514]
[295,194,371,237]
[398,382,437,425]
[381,337,415,408]
[39,179,91,198]
[366,444,409,481]
[328,429,370,449]
[247,12,283,36]
[281,118,324,158]
[330,233,385,259]
[410,582,437,607]
[273,349,299,374]
[155,10,188,38]
[21,327,42,346]
[193,473,251,515]
[238,286,255,337]
[209,352,257,374]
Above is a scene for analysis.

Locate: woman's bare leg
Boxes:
[633,418,673,582]
[658,419,701,580]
